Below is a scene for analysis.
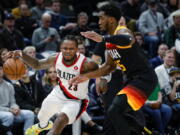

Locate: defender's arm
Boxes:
[69,54,116,86]
[84,53,116,79]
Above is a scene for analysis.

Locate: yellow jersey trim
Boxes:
[113,25,132,49]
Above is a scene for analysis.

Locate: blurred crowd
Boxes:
[0,0,180,135]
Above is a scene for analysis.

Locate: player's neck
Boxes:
[63,55,77,66]
[108,24,118,35]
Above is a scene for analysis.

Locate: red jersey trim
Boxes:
[80,57,87,74]
[62,53,80,67]
[58,79,79,100]
[76,99,89,119]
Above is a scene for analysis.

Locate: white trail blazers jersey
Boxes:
[55,52,89,100]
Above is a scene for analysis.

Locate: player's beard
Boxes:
[63,55,77,64]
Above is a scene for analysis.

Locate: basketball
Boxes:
[3,58,26,80]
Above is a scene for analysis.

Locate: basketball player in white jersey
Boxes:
[8,35,99,135]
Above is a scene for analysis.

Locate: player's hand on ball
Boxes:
[6,50,22,59]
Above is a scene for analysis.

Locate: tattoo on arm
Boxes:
[104,53,116,72]
[81,59,99,74]
[81,54,116,79]
[22,52,57,70]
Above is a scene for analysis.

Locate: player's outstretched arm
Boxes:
[7,50,57,70]
[81,30,134,46]
[69,54,116,85]
[21,52,57,70]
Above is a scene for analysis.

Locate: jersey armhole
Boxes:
[54,52,60,67]
[80,57,87,74]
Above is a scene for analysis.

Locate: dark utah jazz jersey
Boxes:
[106,42,151,78]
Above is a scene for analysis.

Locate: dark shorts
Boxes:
[117,70,158,111]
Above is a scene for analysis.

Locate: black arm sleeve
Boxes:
[104,34,132,46]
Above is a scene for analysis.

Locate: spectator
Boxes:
[13,67,44,116]
[30,0,49,24]
[164,11,180,48]
[168,67,180,106]
[0,48,8,63]
[42,66,58,97]
[143,85,172,134]
[164,9,180,29]
[75,36,91,57]
[134,32,149,58]
[78,42,86,56]
[0,62,34,135]
[138,0,164,57]
[15,3,38,43]
[165,67,180,129]
[0,13,25,50]
[120,0,142,20]
[120,0,142,31]
[47,0,68,31]
[155,50,175,91]
[168,0,180,12]
[32,12,60,57]
[71,12,90,36]
[23,46,44,78]
[11,0,30,19]
[150,44,169,68]
[174,43,180,67]
[140,0,170,18]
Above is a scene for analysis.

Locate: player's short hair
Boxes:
[61,35,78,48]
[98,2,121,22]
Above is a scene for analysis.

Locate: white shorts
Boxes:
[38,86,87,124]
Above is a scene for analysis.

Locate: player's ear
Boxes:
[108,16,116,24]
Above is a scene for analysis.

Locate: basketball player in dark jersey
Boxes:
[69,26,158,135]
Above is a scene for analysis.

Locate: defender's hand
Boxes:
[69,75,89,86]
[81,31,103,42]
[96,78,108,94]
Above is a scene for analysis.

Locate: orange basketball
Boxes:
[3,58,26,80]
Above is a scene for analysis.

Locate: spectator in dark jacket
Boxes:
[15,3,38,42]
[0,13,25,50]
[47,0,68,31]
[164,11,180,48]
[71,12,90,36]
[14,70,45,115]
